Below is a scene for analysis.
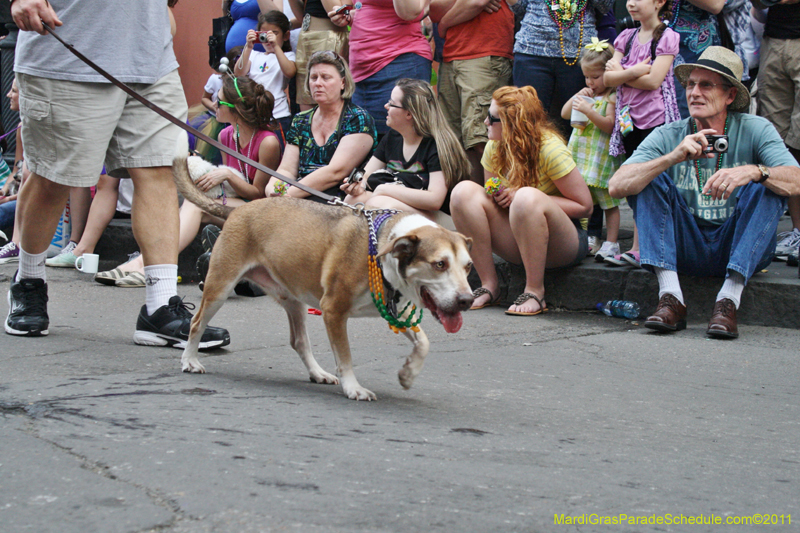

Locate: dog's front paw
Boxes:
[343,384,377,401]
[309,369,339,385]
[182,357,206,374]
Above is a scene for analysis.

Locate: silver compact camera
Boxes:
[705,134,728,154]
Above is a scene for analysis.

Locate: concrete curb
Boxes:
[472,256,800,329]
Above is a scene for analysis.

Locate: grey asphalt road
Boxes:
[1,267,798,533]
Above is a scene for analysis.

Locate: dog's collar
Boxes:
[366,210,422,334]
[369,213,402,315]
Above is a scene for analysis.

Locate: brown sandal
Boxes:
[505,292,548,316]
[470,287,501,310]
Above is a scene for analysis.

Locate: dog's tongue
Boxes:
[439,311,463,333]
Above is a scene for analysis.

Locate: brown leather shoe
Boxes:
[706,298,739,339]
[644,293,687,332]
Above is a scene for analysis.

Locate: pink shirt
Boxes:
[614,28,679,130]
[219,126,279,183]
[348,0,433,82]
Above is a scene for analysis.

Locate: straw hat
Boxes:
[674,46,750,113]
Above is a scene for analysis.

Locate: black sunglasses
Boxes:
[487,111,501,125]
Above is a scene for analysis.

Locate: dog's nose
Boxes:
[457,293,474,311]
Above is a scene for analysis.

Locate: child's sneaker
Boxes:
[594,241,620,262]
[0,241,20,264]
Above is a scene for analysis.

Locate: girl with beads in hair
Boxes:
[102,76,282,284]
[340,78,471,221]
[602,0,680,267]
[561,39,625,264]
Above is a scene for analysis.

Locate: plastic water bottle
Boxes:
[597,300,640,319]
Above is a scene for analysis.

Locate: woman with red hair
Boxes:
[450,86,593,316]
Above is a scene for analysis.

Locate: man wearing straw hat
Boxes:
[608,46,800,339]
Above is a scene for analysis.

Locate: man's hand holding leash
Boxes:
[10,0,62,35]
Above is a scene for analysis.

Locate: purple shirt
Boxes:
[614,28,679,130]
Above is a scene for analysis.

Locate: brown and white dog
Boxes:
[173,158,475,401]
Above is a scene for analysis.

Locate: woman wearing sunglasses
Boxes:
[450,85,593,316]
[340,78,470,219]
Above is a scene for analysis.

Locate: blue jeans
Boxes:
[353,52,431,134]
[512,53,585,135]
[0,199,15,230]
[627,173,786,282]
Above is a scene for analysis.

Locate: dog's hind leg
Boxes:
[398,326,430,390]
[279,297,339,385]
[320,307,376,401]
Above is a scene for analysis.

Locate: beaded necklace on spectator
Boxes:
[691,115,728,191]
[234,123,257,183]
[668,0,681,27]
[544,0,589,66]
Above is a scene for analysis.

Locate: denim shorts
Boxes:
[353,52,431,134]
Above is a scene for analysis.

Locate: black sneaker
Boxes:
[133,295,230,350]
[5,274,49,336]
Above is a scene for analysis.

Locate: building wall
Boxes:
[173,0,222,109]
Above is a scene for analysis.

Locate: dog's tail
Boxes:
[172,157,234,220]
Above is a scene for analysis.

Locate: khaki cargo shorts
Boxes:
[437,56,512,150]
[18,69,187,186]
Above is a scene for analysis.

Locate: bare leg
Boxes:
[16,173,71,255]
[73,175,119,256]
[449,181,504,308]
[129,166,179,267]
[605,206,620,243]
[505,188,580,314]
[68,187,92,243]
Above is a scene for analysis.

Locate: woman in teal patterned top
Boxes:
[268,51,377,202]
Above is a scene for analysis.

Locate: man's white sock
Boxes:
[655,267,684,305]
[17,247,47,282]
[144,264,178,315]
[716,271,745,309]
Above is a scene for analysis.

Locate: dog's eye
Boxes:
[465,261,473,273]
[433,260,447,271]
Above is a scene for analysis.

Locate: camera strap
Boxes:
[42,23,339,205]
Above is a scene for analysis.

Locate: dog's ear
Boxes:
[376,235,420,261]
[461,235,473,252]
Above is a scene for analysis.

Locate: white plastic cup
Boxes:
[75,253,99,274]
[570,96,595,131]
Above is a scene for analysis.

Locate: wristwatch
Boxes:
[756,164,770,184]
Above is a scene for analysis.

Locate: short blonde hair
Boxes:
[305,50,356,100]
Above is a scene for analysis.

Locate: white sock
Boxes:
[655,267,684,305]
[17,246,47,282]
[144,264,178,315]
[716,271,745,309]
